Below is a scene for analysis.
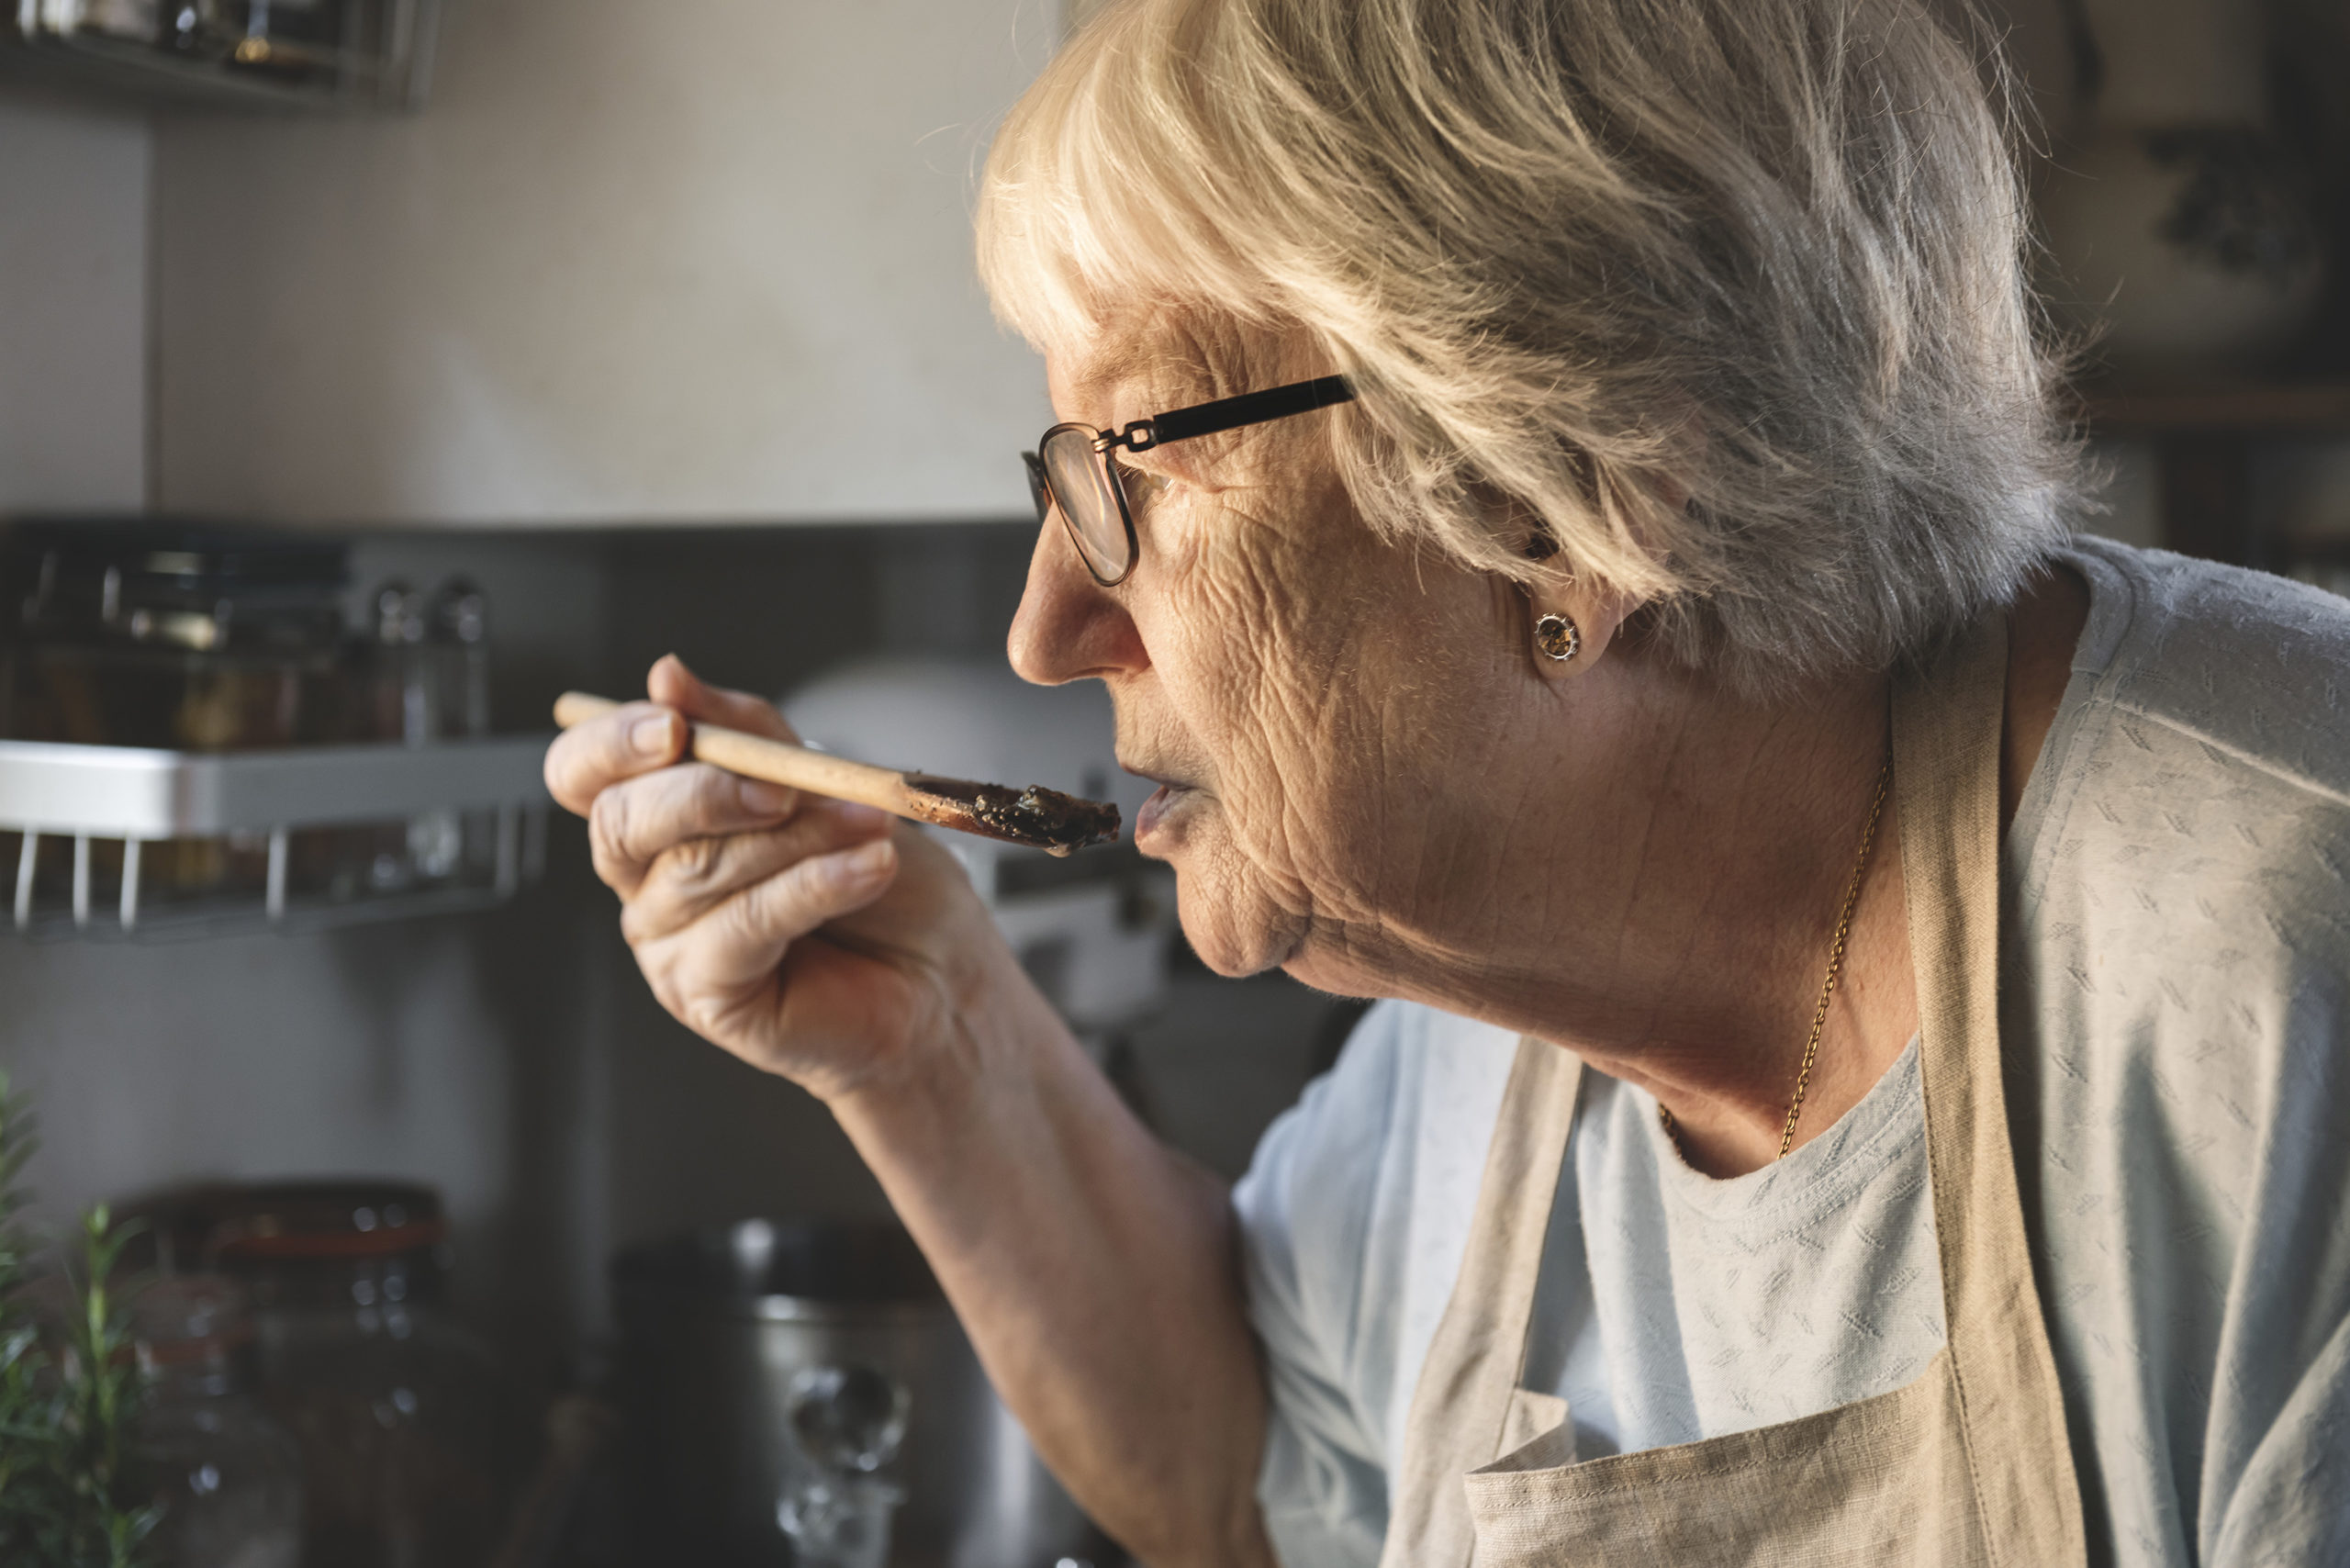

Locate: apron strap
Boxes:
[1895,615,2087,1566]
[1376,1037,1583,1568]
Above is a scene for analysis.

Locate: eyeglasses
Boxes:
[1023,375,1356,586]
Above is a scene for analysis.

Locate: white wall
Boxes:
[0,90,147,511]
[152,0,1058,526]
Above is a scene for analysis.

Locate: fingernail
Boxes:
[632,714,675,756]
[738,778,792,815]
[834,802,891,832]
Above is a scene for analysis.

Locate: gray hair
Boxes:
[977,0,2081,693]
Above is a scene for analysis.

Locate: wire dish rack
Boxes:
[0,735,552,940]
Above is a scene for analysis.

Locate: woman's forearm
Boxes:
[828,967,1277,1568]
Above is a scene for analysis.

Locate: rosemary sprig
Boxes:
[0,1072,158,1568]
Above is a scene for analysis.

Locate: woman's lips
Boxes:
[1135,782,1194,845]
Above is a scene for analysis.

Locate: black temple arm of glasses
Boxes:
[1103,375,1355,453]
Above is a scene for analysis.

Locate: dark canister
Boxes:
[612,1218,1102,1568]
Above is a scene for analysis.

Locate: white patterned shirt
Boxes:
[1235,539,2350,1567]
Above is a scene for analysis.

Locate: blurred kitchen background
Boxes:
[0,0,2344,1563]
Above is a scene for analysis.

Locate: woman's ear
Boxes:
[1511,465,1679,678]
[1523,568,1639,679]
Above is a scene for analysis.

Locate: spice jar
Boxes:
[356,576,496,890]
[132,1276,305,1568]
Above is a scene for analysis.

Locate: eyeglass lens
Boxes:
[1040,426,1135,583]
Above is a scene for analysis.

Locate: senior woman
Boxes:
[545,0,2350,1562]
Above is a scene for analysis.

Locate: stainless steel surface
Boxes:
[0,734,551,837]
[614,1219,1099,1568]
[0,735,551,938]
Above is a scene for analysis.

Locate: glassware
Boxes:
[429,578,491,740]
[0,524,355,912]
[356,576,492,888]
[171,0,347,86]
[363,581,431,891]
[147,1182,514,1568]
[3,525,352,750]
[427,578,493,882]
[0,532,519,929]
[42,0,162,45]
[132,1276,305,1568]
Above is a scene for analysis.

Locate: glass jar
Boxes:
[171,0,347,86]
[430,579,491,742]
[147,1182,514,1568]
[0,523,359,912]
[2,523,352,751]
[0,531,507,921]
[132,1276,305,1568]
[425,577,493,883]
[352,576,496,890]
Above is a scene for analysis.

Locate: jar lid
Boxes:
[131,1274,256,1368]
[213,1215,448,1261]
[131,1179,450,1277]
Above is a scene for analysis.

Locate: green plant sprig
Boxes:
[0,1072,158,1568]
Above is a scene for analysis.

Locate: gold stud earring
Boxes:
[1534,612,1581,663]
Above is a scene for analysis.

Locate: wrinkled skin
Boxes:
[548,667,1011,1106]
[1013,322,1560,995]
[1031,463,1491,973]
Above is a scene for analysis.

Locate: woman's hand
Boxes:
[543,654,1009,1103]
[549,656,1276,1568]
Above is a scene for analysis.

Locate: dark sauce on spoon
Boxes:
[902,775,1123,857]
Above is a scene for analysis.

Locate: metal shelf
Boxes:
[4,0,437,112]
[0,735,553,939]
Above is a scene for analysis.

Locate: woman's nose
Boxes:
[1008,520,1148,687]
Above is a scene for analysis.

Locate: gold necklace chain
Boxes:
[1661,755,1893,1162]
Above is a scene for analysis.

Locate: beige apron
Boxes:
[1376,616,2087,1568]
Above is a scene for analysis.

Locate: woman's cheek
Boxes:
[1169,810,1314,978]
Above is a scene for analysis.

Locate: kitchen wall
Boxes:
[150,0,1060,524]
[0,90,147,511]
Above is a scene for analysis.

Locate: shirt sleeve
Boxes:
[2209,1310,2350,1568]
[1232,1005,1408,1568]
[2201,973,2350,1568]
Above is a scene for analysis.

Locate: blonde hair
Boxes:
[977,0,2080,691]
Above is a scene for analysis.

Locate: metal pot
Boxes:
[612,1218,1102,1568]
